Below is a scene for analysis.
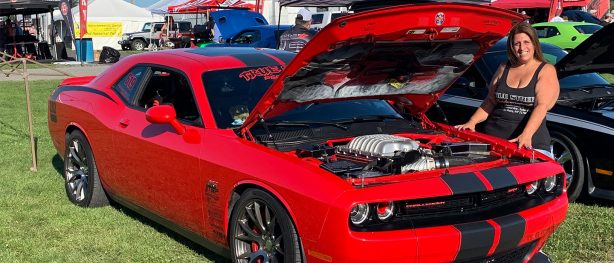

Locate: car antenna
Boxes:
[433,102,450,125]
[259,115,279,150]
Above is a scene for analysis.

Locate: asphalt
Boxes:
[0,64,110,81]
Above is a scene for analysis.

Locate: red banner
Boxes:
[79,0,88,38]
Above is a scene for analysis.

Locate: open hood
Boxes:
[242,3,524,130]
[557,22,614,78]
[211,9,268,40]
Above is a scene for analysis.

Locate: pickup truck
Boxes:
[119,21,192,51]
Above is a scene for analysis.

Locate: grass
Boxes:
[1,79,614,262]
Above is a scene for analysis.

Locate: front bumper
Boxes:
[303,194,567,262]
[118,40,131,46]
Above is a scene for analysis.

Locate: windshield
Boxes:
[481,47,609,90]
[142,23,151,32]
[202,66,282,129]
[268,99,402,123]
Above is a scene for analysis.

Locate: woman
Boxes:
[455,22,559,156]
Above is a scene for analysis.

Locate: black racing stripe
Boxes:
[454,221,495,262]
[493,214,526,255]
[50,86,116,104]
[481,168,518,190]
[442,172,487,195]
[265,51,295,64]
[230,53,279,67]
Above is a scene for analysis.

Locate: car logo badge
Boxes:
[435,12,445,25]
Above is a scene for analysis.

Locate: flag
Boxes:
[79,0,88,38]
[59,0,75,40]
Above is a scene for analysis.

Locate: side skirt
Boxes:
[107,192,231,258]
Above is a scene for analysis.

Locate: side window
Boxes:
[233,31,260,44]
[137,68,201,125]
[547,27,560,37]
[112,66,148,104]
[534,26,548,38]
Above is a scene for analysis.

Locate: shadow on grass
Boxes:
[110,202,230,262]
[577,194,614,208]
[52,154,63,177]
[0,120,31,139]
[51,154,230,262]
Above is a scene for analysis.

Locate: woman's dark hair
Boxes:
[506,22,546,66]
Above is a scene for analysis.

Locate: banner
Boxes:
[58,0,75,41]
[74,22,123,37]
[79,0,88,38]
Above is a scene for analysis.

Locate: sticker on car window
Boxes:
[124,73,138,89]
[239,65,284,81]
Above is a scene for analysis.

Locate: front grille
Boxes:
[464,242,535,263]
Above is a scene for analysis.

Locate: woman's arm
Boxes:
[509,63,559,148]
[455,63,505,131]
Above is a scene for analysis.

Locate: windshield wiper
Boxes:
[268,120,349,130]
[334,115,405,124]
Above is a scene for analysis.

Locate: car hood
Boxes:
[241,3,524,130]
[557,22,614,78]
[211,9,268,40]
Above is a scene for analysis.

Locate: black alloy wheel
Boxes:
[230,189,301,263]
[550,130,585,202]
[64,130,109,207]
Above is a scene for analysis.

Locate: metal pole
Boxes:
[22,59,38,172]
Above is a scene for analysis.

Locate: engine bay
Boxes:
[293,133,498,180]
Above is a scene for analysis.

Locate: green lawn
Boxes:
[1,80,613,262]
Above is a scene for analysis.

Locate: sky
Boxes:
[125,0,160,8]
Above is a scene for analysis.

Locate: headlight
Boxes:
[526,180,540,195]
[350,203,370,225]
[543,176,557,192]
[376,201,395,221]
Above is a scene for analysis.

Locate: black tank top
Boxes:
[483,62,551,151]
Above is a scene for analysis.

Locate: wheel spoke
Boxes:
[254,202,267,233]
[557,150,572,165]
[239,220,261,241]
[267,214,277,235]
[236,233,258,243]
[237,251,251,260]
[69,145,85,168]
[76,180,84,200]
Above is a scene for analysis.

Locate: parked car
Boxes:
[48,4,566,262]
[205,25,318,49]
[431,22,614,202]
[119,21,193,51]
[563,9,607,25]
[532,21,601,50]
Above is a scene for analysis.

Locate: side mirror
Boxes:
[145,105,185,135]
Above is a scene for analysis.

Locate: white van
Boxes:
[310,11,351,30]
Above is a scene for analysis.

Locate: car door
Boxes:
[110,65,206,232]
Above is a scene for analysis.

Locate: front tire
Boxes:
[230,189,301,263]
[64,130,109,207]
[550,130,584,202]
[131,39,146,51]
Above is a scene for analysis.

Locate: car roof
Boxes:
[532,21,598,27]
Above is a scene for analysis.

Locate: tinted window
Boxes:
[178,22,192,32]
[112,66,148,104]
[203,66,283,128]
[232,30,260,44]
[311,14,324,24]
[331,12,347,21]
[138,67,201,124]
[534,26,549,38]
[574,24,602,34]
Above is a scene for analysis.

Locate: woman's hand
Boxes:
[454,122,476,132]
[509,133,533,149]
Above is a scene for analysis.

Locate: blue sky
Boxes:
[125,0,159,8]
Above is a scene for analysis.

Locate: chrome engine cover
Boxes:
[337,134,420,157]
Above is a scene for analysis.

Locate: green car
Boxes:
[532,22,602,50]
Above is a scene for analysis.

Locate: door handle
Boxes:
[119,118,130,128]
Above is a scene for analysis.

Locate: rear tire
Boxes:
[229,189,301,263]
[550,130,584,202]
[64,130,109,207]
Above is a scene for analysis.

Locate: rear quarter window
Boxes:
[574,24,602,34]
[112,66,148,104]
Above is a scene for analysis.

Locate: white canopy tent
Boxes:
[53,0,163,50]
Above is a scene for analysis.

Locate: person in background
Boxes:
[550,12,565,22]
[455,22,560,158]
[0,21,7,54]
[278,8,315,52]
[605,12,614,23]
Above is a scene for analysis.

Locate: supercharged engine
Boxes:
[298,134,494,179]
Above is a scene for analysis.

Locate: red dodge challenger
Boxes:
[48,3,567,263]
